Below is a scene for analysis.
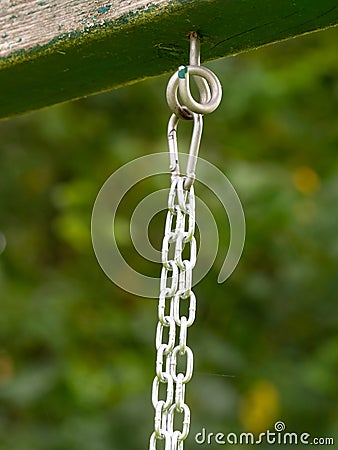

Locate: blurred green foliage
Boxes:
[0,27,338,449]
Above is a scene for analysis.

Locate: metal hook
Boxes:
[166,33,222,189]
[166,34,222,117]
[167,112,203,190]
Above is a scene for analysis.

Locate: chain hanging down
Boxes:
[149,33,222,450]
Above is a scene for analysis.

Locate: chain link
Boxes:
[149,175,197,450]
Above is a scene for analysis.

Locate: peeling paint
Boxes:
[97,5,111,15]
[0,0,171,58]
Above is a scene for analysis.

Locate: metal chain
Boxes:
[150,176,196,450]
[149,33,222,450]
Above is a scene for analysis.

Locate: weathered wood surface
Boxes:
[0,0,337,119]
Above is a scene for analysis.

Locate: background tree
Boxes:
[0,26,337,449]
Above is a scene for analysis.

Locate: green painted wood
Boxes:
[0,0,337,119]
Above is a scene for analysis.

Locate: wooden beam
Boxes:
[0,0,337,119]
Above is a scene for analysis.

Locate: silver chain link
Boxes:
[150,176,196,450]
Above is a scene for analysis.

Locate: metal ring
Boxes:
[166,65,222,116]
[179,65,222,114]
